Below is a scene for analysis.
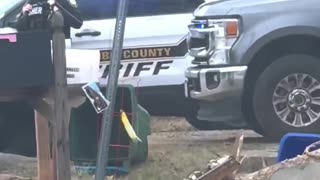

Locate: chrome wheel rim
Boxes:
[273,73,320,127]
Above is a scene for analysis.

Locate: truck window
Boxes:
[0,0,25,27]
[128,0,203,17]
[78,0,204,20]
[2,5,23,28]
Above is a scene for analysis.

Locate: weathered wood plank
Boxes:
[34,111,53,180]
[197,156,240,180]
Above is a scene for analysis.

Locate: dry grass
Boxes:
[72,143,228,180]
[150,116,195,133]
[0,117,277,180]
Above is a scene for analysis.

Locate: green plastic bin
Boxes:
[69,84,150,173]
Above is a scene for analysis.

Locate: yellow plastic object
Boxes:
[120,110,142,143]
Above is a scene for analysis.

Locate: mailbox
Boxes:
[0,30,54,89]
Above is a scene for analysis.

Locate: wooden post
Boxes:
[30,97,55,179]
[50,10,71,180]
[34,111,53,180]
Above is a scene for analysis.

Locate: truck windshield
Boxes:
[0,0,25,19]
[78,0,203,20]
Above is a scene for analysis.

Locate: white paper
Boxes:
[82,82,110,114]
[65,49,100,85]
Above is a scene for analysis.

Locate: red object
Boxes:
[96,87,133,163]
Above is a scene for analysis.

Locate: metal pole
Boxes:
[95,0,129,179]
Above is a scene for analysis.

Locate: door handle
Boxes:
[75,29,101,37]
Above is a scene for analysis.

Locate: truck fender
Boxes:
[230,13,320,65]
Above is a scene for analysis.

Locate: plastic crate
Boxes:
[277,133,320,162]
[69,85,150,175]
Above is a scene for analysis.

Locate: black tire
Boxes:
[253,54,320,140]
[242,100,265,135]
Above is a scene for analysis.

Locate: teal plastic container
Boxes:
[69,85,150,174]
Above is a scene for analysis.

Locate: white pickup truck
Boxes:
[0,0,232,156]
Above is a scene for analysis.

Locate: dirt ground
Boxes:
[0,117,279,180]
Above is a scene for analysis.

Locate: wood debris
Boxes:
[0,174,32,180]
[237,141,320,180]
[183,134,320,180]
[183,132,244,180]
[232,133,244,162]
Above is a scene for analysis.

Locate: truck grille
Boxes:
[189,35,209,50]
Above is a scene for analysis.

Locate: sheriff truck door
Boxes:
[70,0,203,87]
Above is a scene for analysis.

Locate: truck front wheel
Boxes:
[253,54,320,140]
